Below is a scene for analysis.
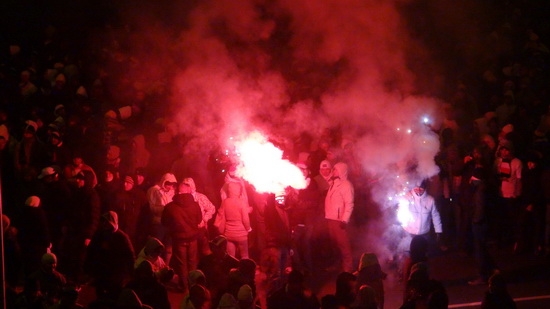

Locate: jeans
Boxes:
[170,238,198,290]
[227,238,249,259]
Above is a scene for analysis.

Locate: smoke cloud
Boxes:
[101,0,493,259]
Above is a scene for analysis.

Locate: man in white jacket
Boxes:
[325,162,354,272]
[401,180,443,244]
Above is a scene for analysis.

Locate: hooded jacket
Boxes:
[84,211,135,281]
[183,177,216,223]
[135,237,169,275]
[325,162,355,223]
[161,193,202,240]
[402,189,442,235]
[221,182,251,240]
[147,173,177,224]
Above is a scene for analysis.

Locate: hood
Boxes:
[218,293,238,309]
[172,193,197,206]
[102,211,119,232]
[227,182,242,198]
[357,252,380,272]
[25,196,41,207]
[158,173,177,188]
[333,162,349,180]
[144,237,164,256]
[182,177,196,192]
[188,269,205,287]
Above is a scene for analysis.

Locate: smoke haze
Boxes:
[101,0,495,256]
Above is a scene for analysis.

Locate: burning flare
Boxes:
[233,131,307,194]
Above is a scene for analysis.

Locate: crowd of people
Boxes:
[2,1,550,309]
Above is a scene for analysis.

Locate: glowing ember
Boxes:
[233,131,307,194]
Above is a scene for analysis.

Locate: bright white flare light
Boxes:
[234,131,307,194]
[422,116,430,124]
[396,197,413,226]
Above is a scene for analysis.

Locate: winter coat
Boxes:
[325,162,354,223]
[83,212,135,282]
[401,190,442,235]
[221,182,251,241]
[147,173,177,224]
[114,187,148,246]
[68,185,100,239]
[161,193,202,241]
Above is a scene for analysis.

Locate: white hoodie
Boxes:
[402,189,442,235]
[324,162,354,223]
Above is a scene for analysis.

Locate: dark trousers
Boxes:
[472,222,494,280]
[495,197,519,246]
[291,224,313,272]
[327,219,353,272]
[170,238,198,290]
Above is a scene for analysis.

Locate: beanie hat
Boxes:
[237,284,254,302]
[25,196,41,207]
[118,106,132,120]
[41,252,57,265]
[25,120,38,133]
[210,235,227,248]
[124,176,135,185]
[55,73,66,83]
[320,160,332,169]
[76,85,88,97]
[501,124,514,134]
[54,104,65,114]
[105,110,117,119]
[38,166,57,179]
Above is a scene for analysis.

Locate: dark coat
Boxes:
[264,197,292,248]
[84,228,135,282]
[161,193,202,241]
[114,187,148,247]
[68,185,100,239]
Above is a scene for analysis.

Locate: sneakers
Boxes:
[468,277,487,286]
